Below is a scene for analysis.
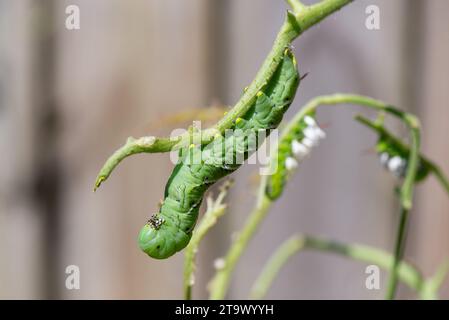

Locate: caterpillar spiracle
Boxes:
[138,49,301,259]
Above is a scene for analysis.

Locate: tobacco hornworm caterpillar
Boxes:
[138,49,301,259]
[266,113,326,200]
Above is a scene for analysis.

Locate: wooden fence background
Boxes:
[0,0,448,299]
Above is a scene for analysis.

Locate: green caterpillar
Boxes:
[355,115,430,181]
[138,49,300,259]
[376,135,430,181]
[266,111,326,200]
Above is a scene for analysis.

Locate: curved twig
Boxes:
[208,94,422,300]
[250,234,447,300]
[93,0,353,191]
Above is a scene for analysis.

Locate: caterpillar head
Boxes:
[138,214,191,259]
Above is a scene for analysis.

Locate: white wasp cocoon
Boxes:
[304,115,317,127]
[388,156,406,176]
[214,258,226,270]
[303,127,320,142]
[301,137,316,148]
[285,157,299,171]
[189,274,195,286]
[313,126,326,139]
[291,140,309,158]
[388,156,404,171]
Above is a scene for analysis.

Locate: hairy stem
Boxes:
[94,0,353,191]
[250,234,439,300]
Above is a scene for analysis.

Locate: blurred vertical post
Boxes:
[399,0,426,116]
[410,0,449,298]
[204,0,230,103]
[30,0,63,299]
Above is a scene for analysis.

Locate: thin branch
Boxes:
[183,180,232,300]
[250,235,305,299]
[250,234,436,300]
[280,94,422,300]
[421,259,449,300]
[93,0,353,191]
[354,114,449,298]
[385,206,410,299]
[283,95,420,212]
[208,93,422,300]
[208,177,271,300]
[355,114,449,198]
[94,129,217,191]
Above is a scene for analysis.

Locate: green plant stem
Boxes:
[208,177,272,300]
[93,0,353,191]
[250,235,305,299]
[286,0,307,13]
[354,114,449,298]
[275,94,422,299]
[183,181,231,300]
[355,114,449,197]
[287,95,421,202]
[384,121,418,301]
[385,207,409,299]
[250,234,434,300]
[284,94,422,300]
[421,260,449,300]
[208,93,421,300]
[283,94,421,208]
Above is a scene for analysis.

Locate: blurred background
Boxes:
[0,0,448,299]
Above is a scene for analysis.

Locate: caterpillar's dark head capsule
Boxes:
[138,213,192,259]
